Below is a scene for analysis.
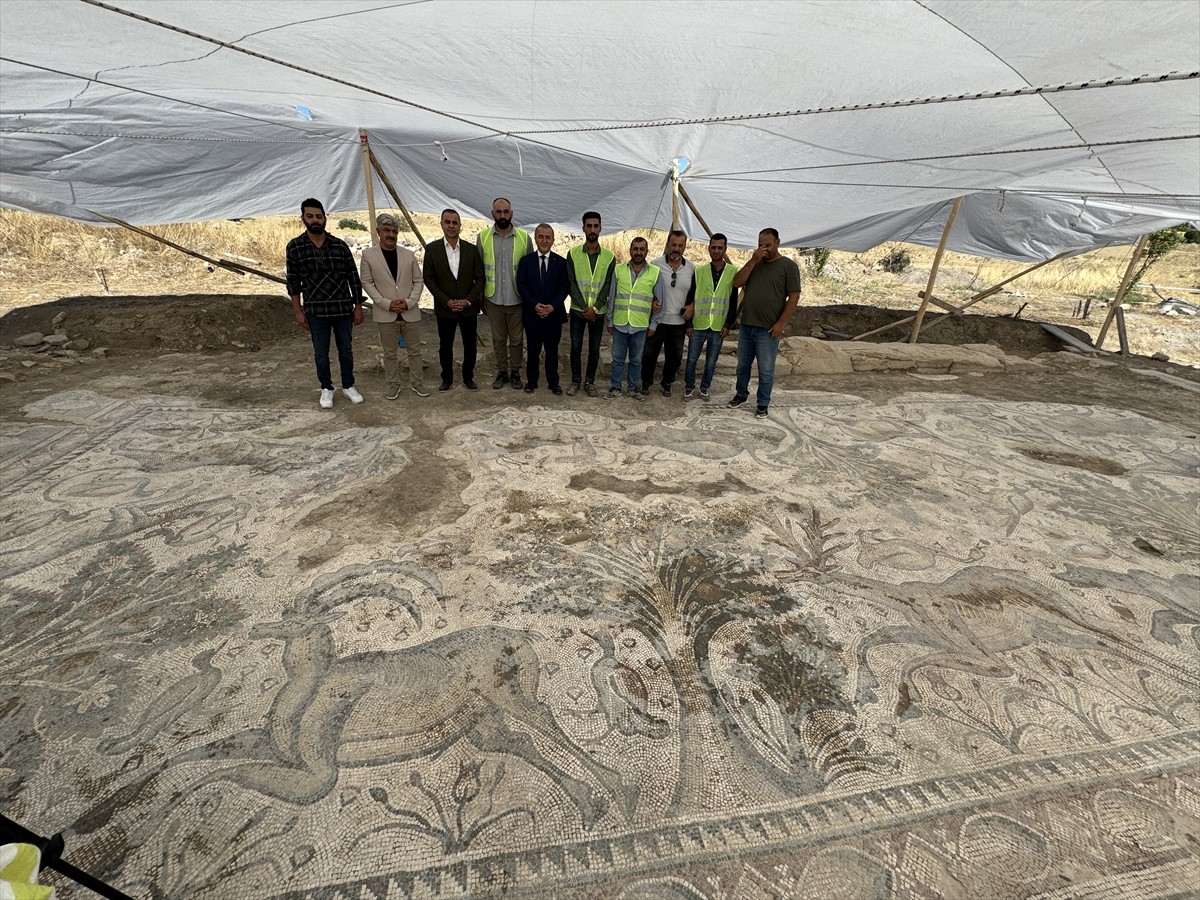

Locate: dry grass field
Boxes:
[2,207,1197,364]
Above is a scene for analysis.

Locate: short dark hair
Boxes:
[300,198,325,214]
[759,227,780,240]
[441,208,460,220]
[582,211,602,226]
[710,233,728,245]
[667,229,687,242]
[630,236,648,248]
[491,197,511,209]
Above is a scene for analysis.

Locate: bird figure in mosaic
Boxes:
[587,630,669,740]
[100,643,225,754]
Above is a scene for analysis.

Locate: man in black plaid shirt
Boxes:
[287,198,365,409]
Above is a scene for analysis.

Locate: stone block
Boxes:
[13,332,44,347]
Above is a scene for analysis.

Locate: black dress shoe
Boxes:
[438,381,452,392]
[464,379,479,391]
[491,372,508,389]
[550,385,563,395]
[524,384,536,393]
[510,372,524,389]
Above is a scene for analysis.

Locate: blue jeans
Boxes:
[734,325,779,407]
[685,328,724,391]
[306,312,355,390]
[609,328,647,392]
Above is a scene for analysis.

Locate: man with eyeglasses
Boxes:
[477,197,533,390]
[640,229,695,398]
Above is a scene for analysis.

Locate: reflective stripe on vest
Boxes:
[479,228,531,298]
[693,263,739,331]
[568,245,616,309]
[612,263,659,329]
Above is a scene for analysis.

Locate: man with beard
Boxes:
[477,197,533,390]
[605,236,665,401]
[683,233,739,401]
[640,229,695,397]
[286,198,365,409]
[360,213,429,399]
[517,224,570,394]
[424,208,486,392]
[728,227,801,418]
[565,211,615,396]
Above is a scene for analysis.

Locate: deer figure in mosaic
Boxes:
[168,565,637,831]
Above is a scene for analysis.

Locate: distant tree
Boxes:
[1130,227,1187,286]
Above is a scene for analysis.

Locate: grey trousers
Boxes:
[376,319,426,387]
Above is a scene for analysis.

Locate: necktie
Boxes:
[541,255,547,278]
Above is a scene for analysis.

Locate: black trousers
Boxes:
[436,314,477,384]
[569,314,603,385]
[641,322,686,390]
[525,315,564,389]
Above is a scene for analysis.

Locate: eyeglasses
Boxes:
[670,271,677,287]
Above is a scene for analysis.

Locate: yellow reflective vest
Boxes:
[568,245,616,311]
[612,263,659,329]
[478,227,531,298]
[693,263,739,330]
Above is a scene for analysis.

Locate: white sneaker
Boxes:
[319,389,334,409]
[342,386,364,404]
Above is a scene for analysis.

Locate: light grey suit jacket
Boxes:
[360,243,424,323]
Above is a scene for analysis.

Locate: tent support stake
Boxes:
[909,196,962,343]
[367,149,427,246]
[1095,234,1148,350]
[852,251,1072,341]
[358,129,378,242]
[86,211,286,284]
[670,162,681,232]
[677,182,714,239]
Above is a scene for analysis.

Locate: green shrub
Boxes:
[808,247,831,278]
[338,218,368,232]
[878,248,910,274]
[1130,227,1187,285]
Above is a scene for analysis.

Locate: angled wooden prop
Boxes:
[909,197,963,343]
[358,129,378,243]
[1095,234,1149,350]
[368,149,428,247]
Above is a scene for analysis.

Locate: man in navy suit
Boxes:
[517,224,570,394]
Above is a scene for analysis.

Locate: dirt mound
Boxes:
[0,294,296,354]
[786,303,1091,355]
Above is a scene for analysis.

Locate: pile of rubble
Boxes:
[0,311,107,381]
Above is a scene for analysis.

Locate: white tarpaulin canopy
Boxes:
[1,0,1198,260]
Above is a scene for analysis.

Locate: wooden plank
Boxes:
[677,182,714,239]
[358,129,378,245]
[1041,323,1107,354]
[1115,305,1129,355]
[368,149,427,246]
[918,291,965,314]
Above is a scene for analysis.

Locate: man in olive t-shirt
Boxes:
[728,227,801,417]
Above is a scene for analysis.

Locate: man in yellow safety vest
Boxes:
[477,197,533,390]
[604,236,665,401]
[565,211,616,396]
[684,232,740,401]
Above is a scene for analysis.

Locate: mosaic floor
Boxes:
[2,388,1198,899]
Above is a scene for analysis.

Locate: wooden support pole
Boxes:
[670,162,681,232]
[368,149,427,246]
[909,197,962,343]
[358,128,378,244]
[1095,234,1148,350]
[1115,306,1130,355]
[853,250,1071,341]
[677,182,714,239]
[87,211,286,284]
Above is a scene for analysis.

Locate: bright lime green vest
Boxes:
[693,263,739,330]
[612,263,659,329]
[478,227,531,298]
[568,245,616,310]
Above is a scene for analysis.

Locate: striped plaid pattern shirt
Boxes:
[285,232,363,317]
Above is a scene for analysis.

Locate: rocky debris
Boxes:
[64,339,90,351]
[51,312,67,327]
[1152,351,1170,361]
[13,332,44,347]
[43,334,69,346]
[778,336,1015,375]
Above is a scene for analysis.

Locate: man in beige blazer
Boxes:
[360,214,429,398]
